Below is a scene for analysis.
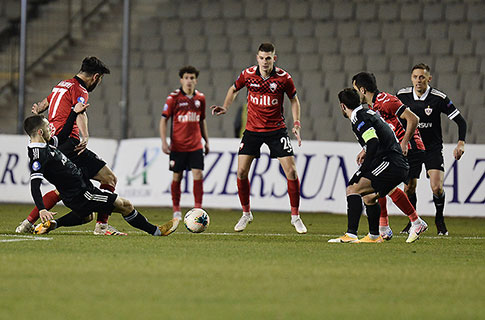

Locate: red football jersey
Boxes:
[233,66,296,132]
[46,77,89,140]
[162,88,206,152]
[371,91,425,151]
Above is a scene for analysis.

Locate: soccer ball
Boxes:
[184,208,210,233]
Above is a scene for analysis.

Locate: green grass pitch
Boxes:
[1,204,484,320]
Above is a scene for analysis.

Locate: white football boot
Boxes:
[234,212,253,232]
[15,219,34,234]
[291,216,307,234]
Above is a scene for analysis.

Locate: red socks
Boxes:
[287,178,300,216]
[98,184,115,223]
[237,178,250,212]
[379,197,389,226]
[27,190,60,223]
[390,188,418,222]
[171,180,181,212]
[193,179,203,208]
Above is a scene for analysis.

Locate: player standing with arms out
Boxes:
[329,88,420,243]
[352,72,428,241]
[160,66,209,230]
[211,43,307,234]
[15,56,126,236]
[23,114,176,236]
[397,63,467,235]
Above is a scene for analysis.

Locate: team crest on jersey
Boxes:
[32,161,41,171]
[425,106,433,116]
[195,100,201,108]
[269,82,277,92]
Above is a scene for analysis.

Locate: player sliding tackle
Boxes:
[24,104,177,236]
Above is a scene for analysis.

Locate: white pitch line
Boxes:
[0,234,52,243]
[48,230,485,240]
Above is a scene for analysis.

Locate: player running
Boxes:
[397,63,467,235]
[352,72,428,241]
[160,66,209,231]
[329,88,422,243]
[15,56,125,236]
[211,43,307,234]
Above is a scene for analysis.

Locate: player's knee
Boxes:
[122,198,134,212]
[237,168,249,179]
[363,193,378,205]
[346,185,355,196]
[83,214,94,224]
[285,167,298,180]
[431,184,443,196]
[404,184,416,195]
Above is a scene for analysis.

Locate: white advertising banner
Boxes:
[1,134,484,217]
[113,138,485,217]
[0,134,118,203]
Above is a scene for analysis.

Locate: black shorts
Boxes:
[59,137,106,179]
[169,149,204,172]
[64,186,117,218]
[349,160,408,197]
[424,148,445,173]
[239,128,294,158]
[405,149,426,182]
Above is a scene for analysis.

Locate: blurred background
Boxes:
[0,0,484,143]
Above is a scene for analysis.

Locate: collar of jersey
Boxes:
[413,85,430,101]
[179,87,196,99]
[351,105,364,124]
[28,142,47,148]
[74,75,88,90]
[255,66,277,80]
[371,90,380,104]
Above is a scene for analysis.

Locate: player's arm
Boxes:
[159,116,170,154]
[29,157,56,222]
[290,95,302,147]
[54,102,90,146]
[359,127,379,174]
[74,112,89,154]
[200,119,210,155]
[398,108,419,156]
[452,114,467,160]
[32,98,49,114]
[211,85,239,115]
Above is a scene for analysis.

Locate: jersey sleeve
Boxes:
[29,148,47,183]
[72,85,89,108]
[162,96,175,118]
[382,95,406,118]
[440,96,461,120]
[353,117,378,148]
[284,74,297,99]
[233,70,246,92]
[200,95,206,120]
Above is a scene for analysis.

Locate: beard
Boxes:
[87,79,100,92]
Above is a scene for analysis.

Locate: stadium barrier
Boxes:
[1,134,484,217]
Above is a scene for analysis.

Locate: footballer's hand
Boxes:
[74,137,88,154]
[73,102,90,114]
[453,141,465,160]
[204,142,210,155]
[356,149,366,165]
[39,209,56,223]
[400,141,409,156]
[161,142,171,154]
[32,103,41,114]
[211,105,227,116]
[292,126,302,147]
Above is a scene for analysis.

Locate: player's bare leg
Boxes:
[279,156,306,234]
[92,165,126,235]
[234,155,254,232]
[428,169,448,235]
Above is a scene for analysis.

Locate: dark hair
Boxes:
[179,65,200,78]
[352,72,377,93]
[412,63,431,73]
[338,88,361,110]
[24,115,46,136]
[258,42,275,53]
[80,56,110,75]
